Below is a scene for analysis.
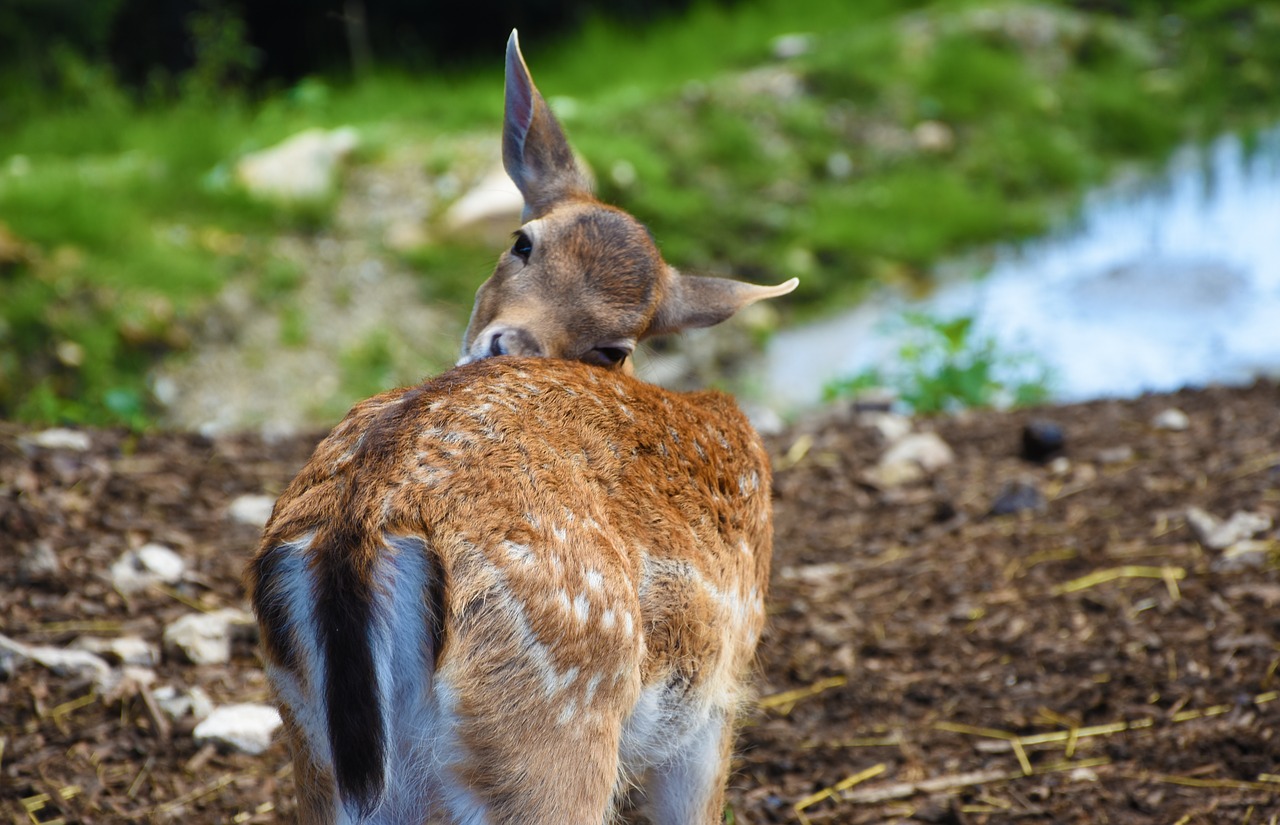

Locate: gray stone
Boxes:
[860,412,913,445]
[18,541,61,583]
[73,635,160,667]
[0,632,113,688]
[867,431,955,487]
[163,608,256,665]
[228,494,276,528]
[441,165,524,242]
[1186,507,1272,551]
[1152,408,1190,431]
[771,33,814,60]
[235,127,359,202]
[193,703,283,755]
[110,543,186,594]
[154,684,215,722]
[1212,540,1275,573]
[990,480,1047,516]
[24,428,92,451]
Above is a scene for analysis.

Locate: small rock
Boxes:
[913,120,955,153]
[24,428,92,452]
[18,541,61,583]
[1021,419,1065,463]
[229,494,276,528]
[990,480,1047,516]
[193,703,283,755]
[163,608,257,665]
[382,218,430,252]
[110,543,187,594]
[235,127,359,202]
[883,432,954,472]
[1212,540,1276,573]
[441,165,524,242]
[1069,766,1100,783]
[866,432,954,487]
[154,684,215,721]
[743,403,785,438]
[1047,456,1072,476]
[73,636,160,667]
[0,633,114,688]
[771,32,814,60]
[860,412,913,445]
[1152,407,1190,431]
[1185,507,1272,551]
[1096,445,1134,464]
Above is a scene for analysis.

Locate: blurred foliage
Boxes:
[1,0,1279,426]
[822,313,1054,414]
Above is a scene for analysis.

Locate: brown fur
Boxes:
[247,30,794,824]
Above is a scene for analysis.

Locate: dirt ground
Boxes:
[2,379,1279,824]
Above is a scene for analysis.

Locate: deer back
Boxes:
[247,357,772,822]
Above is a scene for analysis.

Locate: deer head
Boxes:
[459,31,797,371]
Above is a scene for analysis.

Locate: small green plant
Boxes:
[823,313,1052,414]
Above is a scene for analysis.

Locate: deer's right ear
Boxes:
[504,30,591,221]
[649,268,799,337]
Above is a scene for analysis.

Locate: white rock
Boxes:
[884,431,955,471]
[154,684,216,721]
[771,33,814,60]
[1212,539,1275,573]
[193,703,282,755]
[865,432,955,488]
[441,165,524,241]
[0,633,113,688]
[26,428,92,451]
[860,412,913,445]
[18,541,60,581]
[1186,507,1272,551]
[234,127,359,202]
[73,635,159,667]
[163,608,256,665]
[228,494,276,527]
[1152,407,1190,431]
[110,543,186,594]
[913,120,955,153]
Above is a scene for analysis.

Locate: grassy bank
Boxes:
[2,0,1279,426]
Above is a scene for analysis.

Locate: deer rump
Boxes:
[247,357,773,823]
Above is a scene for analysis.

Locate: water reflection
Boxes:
[765,126,1280,411]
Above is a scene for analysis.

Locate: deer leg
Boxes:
[642,708,733,825]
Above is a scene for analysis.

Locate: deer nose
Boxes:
[486,327,544,358]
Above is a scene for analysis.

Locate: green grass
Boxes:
[3,0,1280,426]
[823,313,1053,414]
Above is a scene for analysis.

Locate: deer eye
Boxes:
[511,231,533,263]
[587,346,630,368]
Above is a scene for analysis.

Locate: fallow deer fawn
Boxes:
[247,31,796,824]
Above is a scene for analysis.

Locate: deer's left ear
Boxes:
[504,30,592,220]
[648,268,799,336]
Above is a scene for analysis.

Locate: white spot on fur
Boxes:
[585,569,604,591]
[602,608,617,630]
[583,673,603,705]
[573,593,590,623]
[503,541,532,565]
[557,697,578,726]
[623,612,634,637]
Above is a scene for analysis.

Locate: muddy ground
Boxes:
[2,379,1279,824]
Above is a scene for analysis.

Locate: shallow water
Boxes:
[764,127,1280,412]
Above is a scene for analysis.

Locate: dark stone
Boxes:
[1021,419,1065,462]
[990,480,1046,516]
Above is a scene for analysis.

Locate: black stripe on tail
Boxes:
[316,523,385,815]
